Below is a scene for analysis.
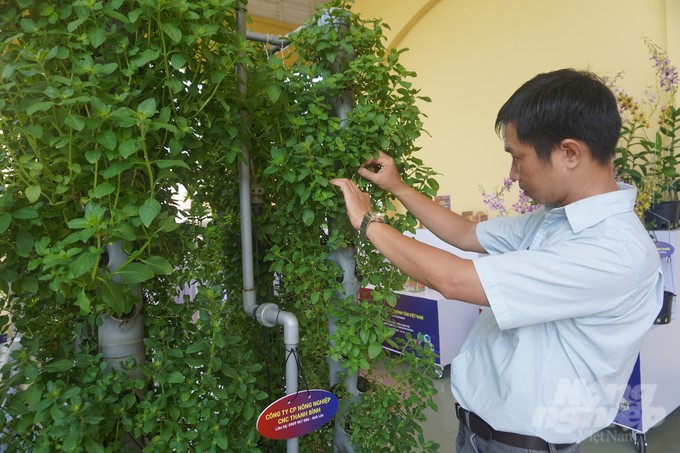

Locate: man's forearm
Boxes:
[390,183,485,254]
[364,220,489,306]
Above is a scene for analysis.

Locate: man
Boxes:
[331,69,663,452]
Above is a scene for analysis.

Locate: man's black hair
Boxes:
[495,68,621,165]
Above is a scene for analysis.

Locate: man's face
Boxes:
[503,122,561,206]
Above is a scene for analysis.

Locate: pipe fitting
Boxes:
[255,302,280,328]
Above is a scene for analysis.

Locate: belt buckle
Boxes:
[455,403,464,421]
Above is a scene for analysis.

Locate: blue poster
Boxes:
[384,293,441,361]
[614,355,642,431]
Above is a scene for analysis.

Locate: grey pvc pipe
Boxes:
[236,2,258,319]
[319,9,360,453]
[237,3,300,452]
[245,31,290,52]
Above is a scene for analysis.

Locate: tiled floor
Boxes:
[420,367,680,452]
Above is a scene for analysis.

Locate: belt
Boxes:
[455,403,575,451]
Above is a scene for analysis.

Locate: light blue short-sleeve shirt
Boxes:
[451,183,663,443]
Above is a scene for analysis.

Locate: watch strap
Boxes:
[359,212,384,240]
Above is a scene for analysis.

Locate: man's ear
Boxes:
[557,138,585,170]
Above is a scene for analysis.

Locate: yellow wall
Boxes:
[249,16,298,35]
[351,0,674,213]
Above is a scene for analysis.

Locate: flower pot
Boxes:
[655,291,674,325]
[645,201,680,230]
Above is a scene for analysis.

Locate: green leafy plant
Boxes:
[1,0,442,451]
[213,1,442,450]
[0,0,264,450]
[611,38,679,206]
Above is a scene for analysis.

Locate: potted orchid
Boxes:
[610,38,680,229]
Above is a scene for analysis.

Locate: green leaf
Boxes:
[158,216,179,232]
[27,101,53,115]
[96,130,117,150]
[119,139,140,158]
[1,64,14,80]
[186,340,206,354]
[63,430,79,452]
[137,98,157,117]
[22,124,43,138]
[183,358,204,367]
[13,207,38,219]
[25,185,41,203]
[84,438,104,453]
[144,256,173,275]
[44,358,73,373]
[167,371,185,384]
[161,23,182,43]
[368,342,382,359]
[131,48,160,67]
[16,231,34,257]
[266,84,282,103]
[302,209,314,226]
[23,363,39,380]
[84,201,105,225]
[242,404,255,423]
[114,262,154,284]
[67,218,90,229]
[24,384,42,406]
[20,18,38,33]
[67,17,88,33]
[170,53,186,69]
[64,114,85,131]
[215,433,229,450]
[139,198,161,227]
[20,276,38,293]
[88,26,106,48]
[101,161,135,179]
[155,159,190,170]
[69,251,99,278]
[94,182,115,198]
[0,213,10,233]
[100,280,126,315]
[111,223,137,241]
[76,291,91,314]
[85,149,102,163]
[98,62,118,75]
[359,329,369,345]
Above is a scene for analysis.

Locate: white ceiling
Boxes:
[246,0,330,27]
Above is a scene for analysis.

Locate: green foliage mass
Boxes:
[0,0,441,451]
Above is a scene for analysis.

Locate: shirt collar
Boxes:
[546,183,637,233]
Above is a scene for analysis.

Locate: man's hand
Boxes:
[357,151,408,195]
[329,178,373,230]
[331,151,407,230]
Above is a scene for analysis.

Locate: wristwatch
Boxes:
[359,212,385,240]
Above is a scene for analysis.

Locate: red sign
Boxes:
[256,389,339,440]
